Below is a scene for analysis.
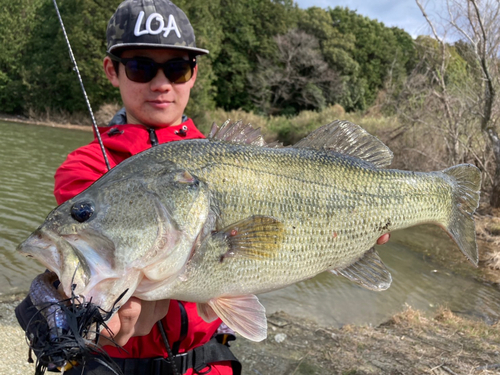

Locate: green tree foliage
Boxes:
[297,7,363,110]
[0,0,45,113]
[20,0,121,115]
[413,35,470,89]
[0,0,415,118]
[328,7,416,109]
[211,0,299,111]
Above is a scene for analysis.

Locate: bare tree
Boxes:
[249,29,342,116]
[414,0,500,207]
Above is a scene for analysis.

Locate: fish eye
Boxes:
[71,202,95,223]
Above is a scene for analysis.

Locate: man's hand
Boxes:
[99,297,171,347]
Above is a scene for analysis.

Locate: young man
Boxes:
[16,1,240,374]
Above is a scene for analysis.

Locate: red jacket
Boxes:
[54,119,233,374]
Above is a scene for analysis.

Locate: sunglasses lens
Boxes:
[124,60,157,83]
[121,57,194,83]
[164,61,193,83]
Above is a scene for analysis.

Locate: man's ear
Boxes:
[188,64,198,89]
[103,56,120,88]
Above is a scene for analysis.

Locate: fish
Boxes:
[18,120,481,343]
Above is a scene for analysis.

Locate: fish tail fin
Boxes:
[442,164,481,266]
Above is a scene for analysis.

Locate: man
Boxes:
[17,1,240,374]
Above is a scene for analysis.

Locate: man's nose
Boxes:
[150,68,173,91]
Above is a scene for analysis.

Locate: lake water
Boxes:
[0,121,93,294]
[0,120,499,328]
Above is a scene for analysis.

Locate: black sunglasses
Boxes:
[107,52,196,84]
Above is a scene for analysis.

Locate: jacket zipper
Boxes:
[147,127,159,147]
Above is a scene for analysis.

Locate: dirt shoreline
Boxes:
[1,295,499,375]
[0,114,92,132]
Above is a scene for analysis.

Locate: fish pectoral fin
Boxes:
[330,248,392,291]
[207,294,267,342]
[197,302,219,323]
[293,120,394,168]
[216,216,285,261]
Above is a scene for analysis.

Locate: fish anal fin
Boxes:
[208,294,267,342]
[330,248,392,291]
[218,216,285,262]
[294,120,393,168]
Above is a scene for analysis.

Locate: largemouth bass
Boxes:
[18,120,481,342]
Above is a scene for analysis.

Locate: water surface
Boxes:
[0,120,93,294]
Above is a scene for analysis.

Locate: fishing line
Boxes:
[52,0,111,171]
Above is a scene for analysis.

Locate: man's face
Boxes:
[104,48,197,127]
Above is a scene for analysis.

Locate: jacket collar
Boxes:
[93,118,205,163]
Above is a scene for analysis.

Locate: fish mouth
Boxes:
[17,228,91,297]
[18,228,137,313]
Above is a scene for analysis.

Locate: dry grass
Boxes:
[389,304,429,328]
[94,103,122,126]
[433,306,500,343]
[205,105,348,144]
[475,206,500,275]
[27,107,93,127]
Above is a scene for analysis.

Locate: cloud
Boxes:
[294,0,432,38]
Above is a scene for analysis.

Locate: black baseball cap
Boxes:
[107,0,209,55]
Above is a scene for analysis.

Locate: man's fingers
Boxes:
[100,297,142,347]
[133,299,170,336]
[98,298,171,347]
[377,233,390,245]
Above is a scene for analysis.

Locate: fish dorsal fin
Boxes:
[294,120,393,168]
[208,120,283,148]
[329,248,392,291]
[215,216,285,262]
[204,294,267,342]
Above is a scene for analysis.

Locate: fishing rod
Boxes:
[52,0,111,171]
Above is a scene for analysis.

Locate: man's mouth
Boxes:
[148,100,173,108]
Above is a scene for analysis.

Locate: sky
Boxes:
[294,0,438,38]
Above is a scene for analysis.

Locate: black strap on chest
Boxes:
[171,301,189,355]
[64,336,241,375]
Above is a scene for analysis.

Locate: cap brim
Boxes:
[108,43,209,55]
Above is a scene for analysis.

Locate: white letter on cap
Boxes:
[163,14,181,38]
[134,11,148,36]
[146,13,165,35]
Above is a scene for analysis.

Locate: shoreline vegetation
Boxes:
[1,110,499,374]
